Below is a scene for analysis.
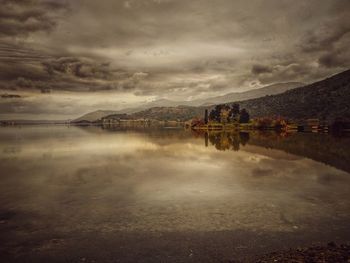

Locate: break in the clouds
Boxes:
[0,0,349,119]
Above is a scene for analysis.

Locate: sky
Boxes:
[0,0,349,120]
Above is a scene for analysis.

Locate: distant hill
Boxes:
[119,99,183,114]
[74,82,303,122]
[73,110,120,122]
[129,106,204,122]
[238,69,350,121]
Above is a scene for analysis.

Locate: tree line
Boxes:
[207,103,250,124]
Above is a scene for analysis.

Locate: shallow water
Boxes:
[0,126,350,262]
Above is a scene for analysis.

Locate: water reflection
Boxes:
[200,131,250,151]
[193,130,350,173]
[0,126,350,262]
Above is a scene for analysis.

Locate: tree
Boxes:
[209,110,216,121]
[230,103,240,115]
[239,108,250,123]
[204,109,208,124]
[209,105,223,122]
[229,103,240,122]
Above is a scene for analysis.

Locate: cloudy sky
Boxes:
[0,0,349,119]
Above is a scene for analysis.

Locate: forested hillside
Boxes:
[239,69,350,120]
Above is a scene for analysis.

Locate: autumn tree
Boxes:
[220,105,231,123]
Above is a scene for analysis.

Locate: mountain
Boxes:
[114,69,350,122]
[127,82,303,108]
[73,110,120,122]
[130,106,203,122]
[72,100,183,123]
[238,69,350,121]
[119,99,183,114]
[74,82,303,122]
[189,82,303,106]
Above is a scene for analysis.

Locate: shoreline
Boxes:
[254,242,350,263]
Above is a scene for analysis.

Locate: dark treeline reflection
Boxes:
[203,131,250,151]
[193,130,350,173]
[99,126,350,173]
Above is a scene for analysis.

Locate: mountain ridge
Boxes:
[104,69,350,122]
[73,82,303,122]
[190,82,303,106]
[237,69,350,121]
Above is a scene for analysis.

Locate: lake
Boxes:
[0,126,350,262]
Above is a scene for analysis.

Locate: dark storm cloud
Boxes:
[0,0,69,37]
[0,95,77,115]
[301,26,350,53]
[249,63,331,85]
[251,65,273,75]
[318,51,348,68]
[296,3,350,71]
[0,43,149,93]
[299,15,350,54]
[1,93,21,98]
[43,57,112,80]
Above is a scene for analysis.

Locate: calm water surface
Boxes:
[0,126,350,262]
